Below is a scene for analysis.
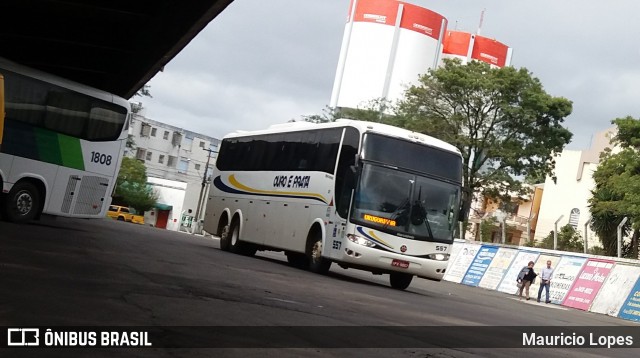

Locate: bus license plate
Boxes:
[391,259,409,269]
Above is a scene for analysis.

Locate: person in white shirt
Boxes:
[537,260,554,303]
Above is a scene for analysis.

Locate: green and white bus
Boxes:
[0,57,129,223]
[204,119,463,290]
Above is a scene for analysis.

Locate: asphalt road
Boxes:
[0,216,638,357]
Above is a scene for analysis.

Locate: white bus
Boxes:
[203,119,463,290]
[0,57,129,223]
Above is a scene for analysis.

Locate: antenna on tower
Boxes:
[477,8,485,35]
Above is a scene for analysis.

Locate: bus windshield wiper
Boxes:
[383,197,410,230]
[422,206,435,241]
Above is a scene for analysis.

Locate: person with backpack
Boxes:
[516,261,538,300]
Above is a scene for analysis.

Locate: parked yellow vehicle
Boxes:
[107,205,144,224]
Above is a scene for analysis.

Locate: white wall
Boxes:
[535,150,597,247]
[147,177,187,231]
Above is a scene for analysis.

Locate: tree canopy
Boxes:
[589,116,640,257]
[537,224,584,253]
[114,157,158,213]
[394,59,573,218]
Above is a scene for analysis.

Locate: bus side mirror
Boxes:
[458,187,471,221]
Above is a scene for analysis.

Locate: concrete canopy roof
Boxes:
[0,0,234,99]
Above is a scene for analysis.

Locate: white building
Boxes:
[124,103,220,230]
[535,127,616,248]
[144,177,187,231]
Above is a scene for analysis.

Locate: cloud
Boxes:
[139,0,640,150]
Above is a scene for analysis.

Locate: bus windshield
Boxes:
[350,163,460,243]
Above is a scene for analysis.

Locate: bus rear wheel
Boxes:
[219,224,231,251]
[389,273,413,290]
[228,221,256,256]
[3,182,41,224]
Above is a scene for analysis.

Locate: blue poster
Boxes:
[461,245,499,287]
[617,277,640,322]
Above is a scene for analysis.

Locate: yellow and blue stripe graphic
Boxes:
[357,226,395,250]
[214,174,328,204]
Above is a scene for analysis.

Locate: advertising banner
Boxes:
[591,264,640,317]
[496,250,540,295]
[478,247,518,290]
[562,259,615,310]
[442,243,480,283]
[547,255,587,304]
[445,241,464,271]
[617,277,640,322]
[461,245,499,287]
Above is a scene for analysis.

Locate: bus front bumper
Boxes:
[335,240,449,281]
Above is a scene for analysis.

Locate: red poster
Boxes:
[562,259,615,311]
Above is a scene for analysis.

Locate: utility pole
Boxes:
[194,148,216,232]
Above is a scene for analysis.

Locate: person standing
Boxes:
[537,260,554,303]
[517,261,537,300]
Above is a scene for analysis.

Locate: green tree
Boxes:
[301,99,395,124]
[396,59,573,219]
[589,116,640,258]
[537,224,584,253]
[479,216,497,242]
[114,157,157,213]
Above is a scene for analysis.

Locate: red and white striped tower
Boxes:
[441,30,512,68]
[330,0,447,109]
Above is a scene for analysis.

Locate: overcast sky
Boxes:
[139,0,640,150]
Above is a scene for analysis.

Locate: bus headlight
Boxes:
[426,253,450,261]
[347,234,376,247]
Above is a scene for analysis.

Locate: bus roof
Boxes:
[223,119,461,156]
[0,57,130,110]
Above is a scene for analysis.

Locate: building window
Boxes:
[136,148,146,160]
[172,132,183,146]
[150,127,157,137]
[168,156,176,168]
[569,208,580,229]
[145,151,152,161]
[183,137,193,151]
[199,141,205,148]
[158,155,165,164]
[140,123,151,137]
[195,163,201,171]
[163,131,170,140]
[178,159,188,173]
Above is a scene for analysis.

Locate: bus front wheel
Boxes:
[389,273,413,290]
[3,182,41,224]
[307,231,331,274]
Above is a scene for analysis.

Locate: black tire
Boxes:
[307,231,331,274]
[228,221,256,256]
[117,216,125,221]
[389,272,413,290]
[219,224,231,251]
[3,182,41,224]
